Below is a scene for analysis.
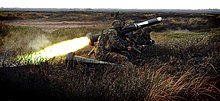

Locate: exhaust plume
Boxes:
[28,34,51,50]
[17,36,90,64]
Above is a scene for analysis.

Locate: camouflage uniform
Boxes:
[133,27,154,46]
[95,28,131,63]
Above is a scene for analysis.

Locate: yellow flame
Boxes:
[17,36,90,64]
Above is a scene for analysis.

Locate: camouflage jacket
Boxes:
[95,28,128,61]
[132,28,152,45]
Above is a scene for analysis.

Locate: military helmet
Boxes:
[111,20,124,28]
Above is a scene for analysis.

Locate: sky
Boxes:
[0,0,219,9]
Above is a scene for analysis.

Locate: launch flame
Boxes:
[17,36,90,64]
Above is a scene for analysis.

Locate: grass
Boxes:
[0,22,11,47]
[2,26,49,52]
[0,13,220,100]
[51,26,107,43]
[151,30,210,51]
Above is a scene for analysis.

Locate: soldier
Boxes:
[95,20,133,64]
[132,27,155,50]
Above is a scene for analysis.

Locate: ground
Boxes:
[0,10,220,101]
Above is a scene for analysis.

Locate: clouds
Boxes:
[0,0,219,9]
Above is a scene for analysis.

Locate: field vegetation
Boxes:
[0,11,220,101]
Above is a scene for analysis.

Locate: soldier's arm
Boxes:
[108,30,128,51]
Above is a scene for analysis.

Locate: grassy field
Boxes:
[0,11,220,101]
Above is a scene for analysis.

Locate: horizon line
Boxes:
[1,7,220,10]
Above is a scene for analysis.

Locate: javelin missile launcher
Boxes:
[87,17,162,46]
[68,17,162,66]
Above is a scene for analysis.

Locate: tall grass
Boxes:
[145,67,219,100]
[0,26,220,100]
[0,22,11,46]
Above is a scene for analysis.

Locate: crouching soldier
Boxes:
[95,20,134,65]
[133,27,155,51]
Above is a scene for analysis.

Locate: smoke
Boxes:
[28,34,51,51]
[18,36,90,64]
